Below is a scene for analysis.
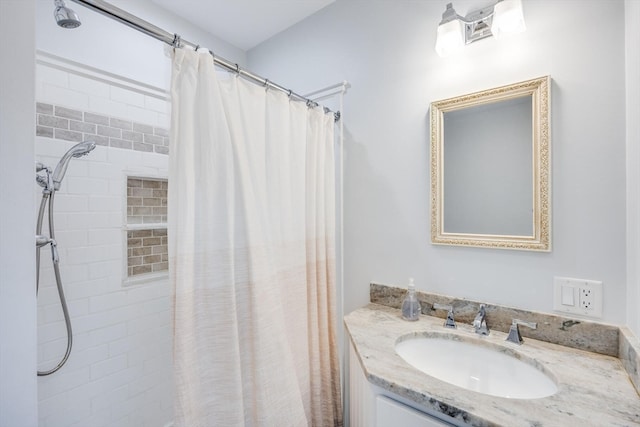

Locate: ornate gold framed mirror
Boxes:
[430,76,550,251]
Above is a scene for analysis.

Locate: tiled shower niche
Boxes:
[126,177,168,278]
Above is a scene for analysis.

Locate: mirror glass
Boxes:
[430,76,550,251]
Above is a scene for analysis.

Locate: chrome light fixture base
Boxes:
[464,5,495,45]
[435,0,526,57]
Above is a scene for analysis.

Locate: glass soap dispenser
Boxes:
[401,278,421,321]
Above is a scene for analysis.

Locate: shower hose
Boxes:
[36,190,73,376]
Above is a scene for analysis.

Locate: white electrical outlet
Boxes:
[553,277,603,318]
[580,288,593,309]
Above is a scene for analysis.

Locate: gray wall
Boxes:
[0,1,38,425]
[248,0,629,324]
[626,0,640,336]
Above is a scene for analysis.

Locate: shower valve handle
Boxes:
[35,234,52,247]
[50,239,59,263]
[35,235,59,263]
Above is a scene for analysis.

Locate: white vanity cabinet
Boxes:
[349,342,458,427]
[376,395,452,427]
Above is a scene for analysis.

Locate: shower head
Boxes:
[52,140,96,191]
[54,0,81,29]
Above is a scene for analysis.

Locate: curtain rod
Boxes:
[69,0,341,122]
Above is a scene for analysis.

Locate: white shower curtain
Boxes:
[168,49,342,427]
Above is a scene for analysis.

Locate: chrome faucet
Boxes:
[506,319,537,345]
[473,304,490,335]
[433,303,456,329]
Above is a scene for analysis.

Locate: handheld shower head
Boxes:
[54,0,81,29]
[52,140,96,191]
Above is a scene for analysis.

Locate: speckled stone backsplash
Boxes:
[370,282,620,357]
[620,327,640,393]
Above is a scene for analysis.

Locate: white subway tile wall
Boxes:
[36,58,173,427]
[36,61,169,126]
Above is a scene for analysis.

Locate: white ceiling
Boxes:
[149,0,335,51]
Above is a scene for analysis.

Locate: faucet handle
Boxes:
[433,303,456,329]
[513,319,537,329]
[473,304,490,335]
[506,319,537,345]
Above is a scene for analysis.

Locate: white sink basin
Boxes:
[395,335,558,399]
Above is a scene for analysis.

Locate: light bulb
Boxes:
[436,19,464,57]
[491,0,526,38]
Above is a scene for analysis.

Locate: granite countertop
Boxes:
[345,304,640,427]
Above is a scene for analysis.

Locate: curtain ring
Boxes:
[263,79,270,91]
[194,44,200,52]
[234,63,241,75]
[171,33,182,49]
[287,89,293,98]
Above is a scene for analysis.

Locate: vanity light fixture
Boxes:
[435,0,526,57]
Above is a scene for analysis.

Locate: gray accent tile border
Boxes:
[36,102,169,155]
[144,134,163,145]
[38,115,68,129]
[110,117,132,130]
[70,120,96,134]
[37,103,53,115]
[85,112,110,126]
[370,282,621,357]
[55,106,83,121]
[36,126,54,138]
[54,129,83,142]
[154,127,169,137]
[155,146,169,155]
